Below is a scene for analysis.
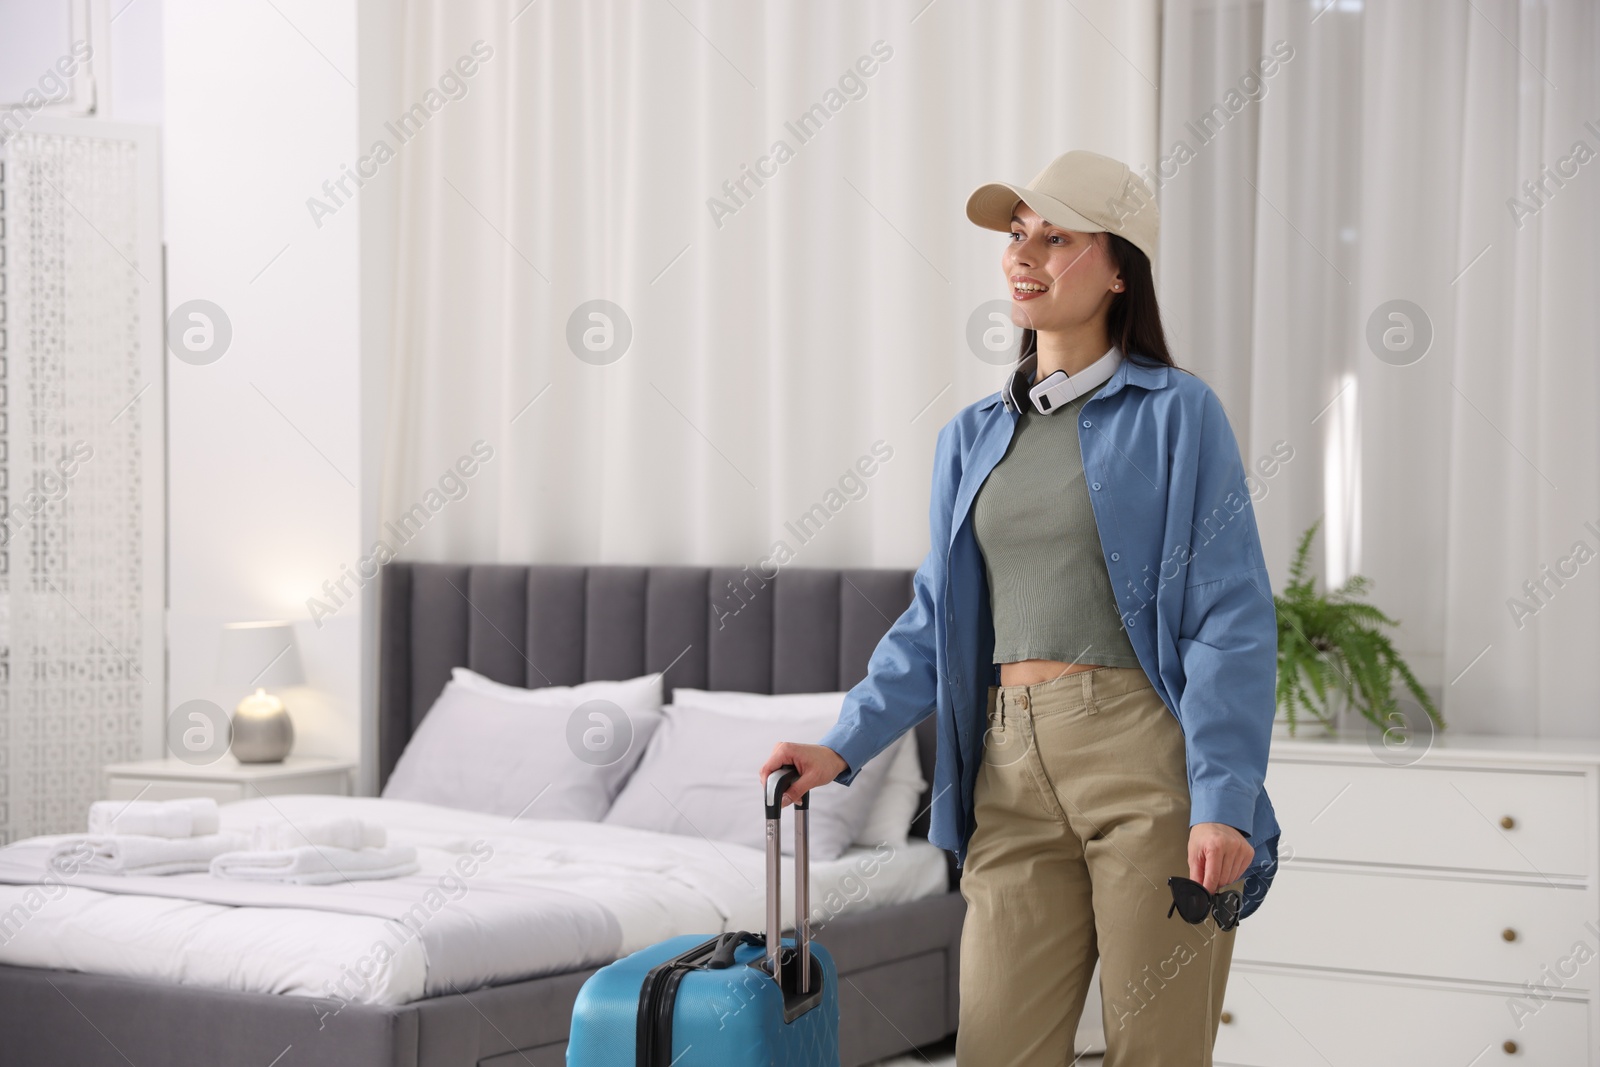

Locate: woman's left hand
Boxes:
[1189,822,1254,892]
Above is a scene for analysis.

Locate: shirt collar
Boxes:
[983,345,1171,413]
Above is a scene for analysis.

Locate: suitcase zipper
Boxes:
[636,933,762,1066]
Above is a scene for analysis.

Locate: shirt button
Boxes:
[1091,481,1101,490]
[1110,552,1119,561]
[1082,419,1091,427]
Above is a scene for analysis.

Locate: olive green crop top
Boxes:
[972,386,1141,668]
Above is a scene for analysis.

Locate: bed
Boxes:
[0,562,966,1066]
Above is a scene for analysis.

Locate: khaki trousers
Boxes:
[956,666,1242,1066]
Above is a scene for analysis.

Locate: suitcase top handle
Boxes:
[764,764,811,818]
[762,764,813,994]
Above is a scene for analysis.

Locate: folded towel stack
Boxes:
[210,844,419,886]
[249,816,387,852]
[207,814,413,885]
[57,799,416,884]
[87,797,220,838]
[48,832,250,877]
[46,798,241,876]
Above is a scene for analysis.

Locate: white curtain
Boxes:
[378,0,1160,578]
[1159,0,1600,736]
[380,0,1599,737]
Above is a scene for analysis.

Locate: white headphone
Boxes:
[1002,344,1123,415]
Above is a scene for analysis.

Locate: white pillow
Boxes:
[381,670,664,820]
[668,688,849,722]
[667,688,928,847]
[601,703,896,861]
[852,730,926,848]
[447,666,661,704]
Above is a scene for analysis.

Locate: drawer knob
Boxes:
[1503,1039,1518,1054]
[1502,928,1517,942]
[1219,1010,1233,1025]
[1500,815,1515,830]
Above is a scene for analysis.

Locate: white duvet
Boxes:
[0,795,948,1007]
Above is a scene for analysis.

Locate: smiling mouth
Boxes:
[1012,280,1049,299]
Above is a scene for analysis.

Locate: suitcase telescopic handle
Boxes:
[762,765,812,994]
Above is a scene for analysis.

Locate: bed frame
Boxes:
[0,563,964,1066]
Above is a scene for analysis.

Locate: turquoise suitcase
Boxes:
[567,766,841,1066]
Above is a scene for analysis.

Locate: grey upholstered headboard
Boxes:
[377,562,940,843]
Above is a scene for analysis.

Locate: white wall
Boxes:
[163,0,371,767]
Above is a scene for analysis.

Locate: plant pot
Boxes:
[1273,690,1344,739]
[1272,715,1338,740]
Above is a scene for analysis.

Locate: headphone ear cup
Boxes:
[1028,370,1067,415]
[1002,368,1023,412]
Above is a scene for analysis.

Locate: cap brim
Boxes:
[965,182,1105,234]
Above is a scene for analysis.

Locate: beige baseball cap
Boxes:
[966,149,1160,268]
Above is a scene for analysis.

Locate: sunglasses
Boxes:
[1166,876,1241,932]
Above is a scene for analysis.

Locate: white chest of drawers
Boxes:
[1217,733,1600,1066]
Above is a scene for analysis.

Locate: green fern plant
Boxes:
[1274,518,1443,736]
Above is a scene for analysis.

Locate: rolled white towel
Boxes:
[210,844,419,886]
[87,797,220,838]
[248,816,387,852]
[48,832,249,877]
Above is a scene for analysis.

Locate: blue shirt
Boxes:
[817,352,1282,920]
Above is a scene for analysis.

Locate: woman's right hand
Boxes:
[759,742,849,808]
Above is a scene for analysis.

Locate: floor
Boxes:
[868,1036,956,1065]
[870,1036,1104,1065]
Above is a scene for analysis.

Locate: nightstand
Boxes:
[102,756,356,803]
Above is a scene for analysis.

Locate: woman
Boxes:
[760,149,1281,1065]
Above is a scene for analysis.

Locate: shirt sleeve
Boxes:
[1174,387,1278,836]
[817,419,959,785]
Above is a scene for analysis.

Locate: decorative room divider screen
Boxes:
[0,118,165,843]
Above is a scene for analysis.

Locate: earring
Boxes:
[1113,283,1123,291]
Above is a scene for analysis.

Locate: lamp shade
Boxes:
[215,621,306,690]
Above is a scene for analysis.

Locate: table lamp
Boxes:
[216,620,305,763]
